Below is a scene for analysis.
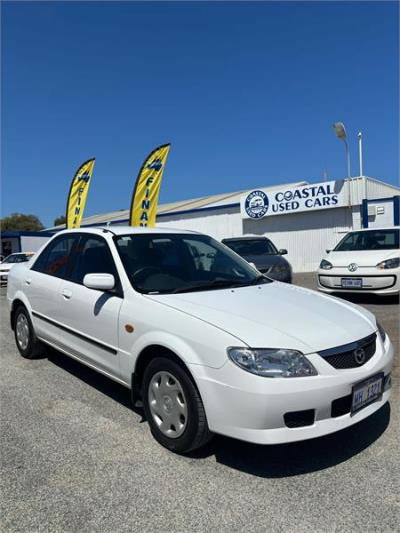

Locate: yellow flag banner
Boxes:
[66,158,95,229]
[129,144,171,227]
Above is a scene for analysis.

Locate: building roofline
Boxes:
[45,177,399,231]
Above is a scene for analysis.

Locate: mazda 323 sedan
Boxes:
[7,227,393,453]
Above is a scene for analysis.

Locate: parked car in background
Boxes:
[0,252,35,286]
[318,227,400,295]
[222,236,292,283]
[8,227,393,454]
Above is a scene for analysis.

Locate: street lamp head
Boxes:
[333,122,347,140]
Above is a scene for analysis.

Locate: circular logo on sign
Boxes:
[283,190,293,201]
[354,348,366,365]
[348,263,358,272]
[244,190,269,219]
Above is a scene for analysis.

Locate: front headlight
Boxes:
[227,347,318,378]
[376,258,400,270]
[319,259,333,270]
[377,321,386,344]
[271,265,289,273]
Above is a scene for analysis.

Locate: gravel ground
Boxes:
[0,276,399,533]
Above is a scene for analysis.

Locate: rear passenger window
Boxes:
[70,237,117,284]
[32,236,78,278]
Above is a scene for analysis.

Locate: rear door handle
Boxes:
[25,278,32,285]
[62,289,72,300]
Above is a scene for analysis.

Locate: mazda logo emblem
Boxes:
[354,348,366,365]
[348,263,358,272]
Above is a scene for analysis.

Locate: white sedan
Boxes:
[0,252,35,286]
[7,227,393,453]
[318,227,399,296]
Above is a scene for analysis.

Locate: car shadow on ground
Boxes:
[47,348,135,412]
[192,403,390,477]
[47,347,391,478]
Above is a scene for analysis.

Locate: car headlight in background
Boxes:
[270,265,290,273]
[377,321,386,344]
[376,258,400,270]
[227,347,317,378]
[319,259,333,270]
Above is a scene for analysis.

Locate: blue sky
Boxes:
[1,1,398,227]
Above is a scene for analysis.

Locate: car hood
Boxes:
[241,254,290,270]
[325,249,399,267]
[147,282,376,353]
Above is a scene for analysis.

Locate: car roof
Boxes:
[53,225,200,237]
[347,226,399,233]
[222,236,269,242]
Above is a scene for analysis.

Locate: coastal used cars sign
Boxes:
[240,180,347,220]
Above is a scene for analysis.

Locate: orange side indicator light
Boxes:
[125,324,134,333]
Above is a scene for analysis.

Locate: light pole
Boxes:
[333,122,351,178]
[358,131,363,176]
[358,131,367,201]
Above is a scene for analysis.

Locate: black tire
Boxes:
[13,306,45,359]
[143,357,212,454]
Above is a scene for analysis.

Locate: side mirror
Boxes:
[326,249,332,254]
[278,249,288,255]
[83,273,115,291]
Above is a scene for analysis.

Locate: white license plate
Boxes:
[351,373,384,415]
[341,278,362,288]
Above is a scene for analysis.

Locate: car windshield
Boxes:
[2,253,32,264]
[114,233,271,294]
[334,229,399,251]
[223,238,278,256]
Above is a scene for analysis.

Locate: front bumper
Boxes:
[189,335,393,444]
[317,267,399,295]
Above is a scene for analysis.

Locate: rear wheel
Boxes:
[143,357,212,454]
[13,306,45,359]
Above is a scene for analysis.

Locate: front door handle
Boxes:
[61,289,72,300]
[25,278,32,285]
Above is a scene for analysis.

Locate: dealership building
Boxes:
[45,175,399,273]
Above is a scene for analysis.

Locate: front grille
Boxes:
[318,333,377,369]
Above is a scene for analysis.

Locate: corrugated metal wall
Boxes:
[157,207,243,239]
[349,177,399,204]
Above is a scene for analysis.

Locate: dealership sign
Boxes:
[241,180,347,219]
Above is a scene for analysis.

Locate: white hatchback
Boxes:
[318,227,400,295]
[7,227,393,453]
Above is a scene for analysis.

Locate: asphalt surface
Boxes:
[1,275,399,532]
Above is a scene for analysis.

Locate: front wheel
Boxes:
[143,357,212,454]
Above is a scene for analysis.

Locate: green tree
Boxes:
[1,213,44,231]
[53,215,66,226]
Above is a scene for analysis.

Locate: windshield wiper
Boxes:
[172,279,249,294]
[248,274,271,285]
